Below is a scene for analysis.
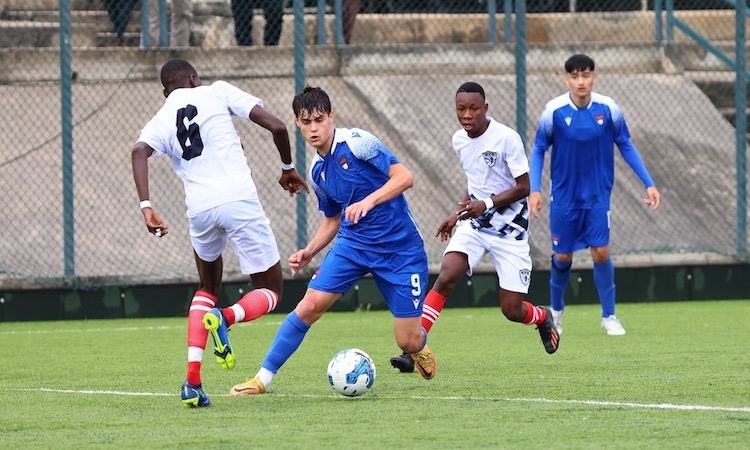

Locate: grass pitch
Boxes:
[1,300,749,449]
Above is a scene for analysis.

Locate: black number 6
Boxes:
[176,105,204,160]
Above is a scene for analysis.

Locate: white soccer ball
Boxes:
[327,348,376,397]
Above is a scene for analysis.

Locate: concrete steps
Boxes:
[1,0,145,47]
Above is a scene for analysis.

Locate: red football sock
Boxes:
[226,288,278,325]
[421,290,447,333]
[522,301,547,325]
[186,291,216,386]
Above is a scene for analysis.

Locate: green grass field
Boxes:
[1,300,749,449]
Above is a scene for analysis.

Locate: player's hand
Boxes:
[435,215,459,242]
[528,192,543,219]
[279,169,310,197]
[142,208,168,237]
[644,186,661,210]
[344,199,374,225]
[456,199,485,219]
[289,249,312,276]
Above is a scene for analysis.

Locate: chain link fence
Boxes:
[1,0,748,289]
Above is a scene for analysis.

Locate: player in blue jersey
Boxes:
[529,54,661,336]
[229,86,437,396]
[390,81,559,373]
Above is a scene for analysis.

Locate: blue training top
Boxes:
[530,92,654,210]
[309,127,424,252]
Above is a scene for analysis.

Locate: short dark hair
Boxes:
[292,86,332,118]
[456,81,485,100]
[564,54,595,73]
[160,59,197,89]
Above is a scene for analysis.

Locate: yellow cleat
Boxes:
[202,308,235,370]
[230,376,266,396]
[410,344,436,380]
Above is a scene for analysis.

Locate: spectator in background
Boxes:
[232,0,284,46]
[102,0,138,46]
[342,0,361,44]
[169,0,193,47]
[141,0,192,48]
[141,0,160,48]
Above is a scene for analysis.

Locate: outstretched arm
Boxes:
[249,104,310,196]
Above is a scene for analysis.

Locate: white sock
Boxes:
[257,367,275,387]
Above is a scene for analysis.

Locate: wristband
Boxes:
[482,198,493,210]
[281,162,294,171]
[139,200,152,210]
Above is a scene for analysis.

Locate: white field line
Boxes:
[0,321,285,335]
[14,388,750,413]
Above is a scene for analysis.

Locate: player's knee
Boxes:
[294,296,327,324]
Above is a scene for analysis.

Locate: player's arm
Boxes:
[618,140,661,209]
[529,109,552,218]
[436,193,469,241]
[457,173,530,219]
[131,141,168,237]
[344,163,413,225]
[248,104,309,196]
[289,214,341,276]
[528,145,547,218]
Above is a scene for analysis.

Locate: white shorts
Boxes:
[189,198,280,275]
[444,220,532,294]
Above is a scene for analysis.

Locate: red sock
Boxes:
[522,301,547,325]
[186,291,215,386]
[421,290,447,333]
[225,288,278,325]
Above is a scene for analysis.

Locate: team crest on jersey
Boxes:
[519,269,531,286]
[482,151,497,167]
[338,156,349,170]
[595,113,605,125]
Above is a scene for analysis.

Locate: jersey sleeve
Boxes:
[504,130,530,179]
[347,128,399,175]
[611,102,655,188]
[211,80,264,120]
[529,106,553,192]
[136,115,168,156]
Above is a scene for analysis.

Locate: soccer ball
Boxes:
[327,348,376,397]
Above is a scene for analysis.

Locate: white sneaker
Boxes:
[601,315,626,336]
[551,309,563,335]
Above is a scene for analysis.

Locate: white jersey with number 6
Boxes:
[136,81,263,217]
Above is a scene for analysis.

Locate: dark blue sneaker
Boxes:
[390,351,415,373]
[181,381,211,407]
[202,307,235,370]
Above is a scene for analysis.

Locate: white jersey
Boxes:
[137,81,263,217]
[451,117,530,240]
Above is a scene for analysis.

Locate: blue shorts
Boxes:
[549,206,610,254]
[308,241,428,318]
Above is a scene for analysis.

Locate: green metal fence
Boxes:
[1,0,748,289]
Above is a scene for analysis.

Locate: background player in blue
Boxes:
[529,54,661,336]
[229,86,436,396]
